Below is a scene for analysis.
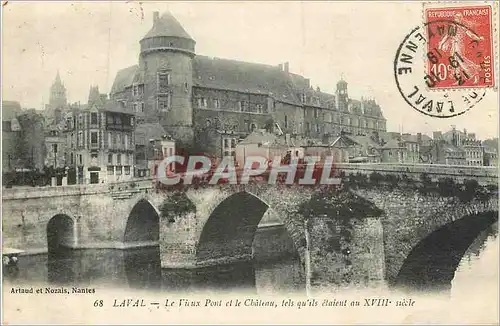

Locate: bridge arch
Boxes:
[124,199,160,243]
[47,214,76,255]
[393,210,498,291]
[196,191,271,262]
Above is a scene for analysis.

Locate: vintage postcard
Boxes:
[1,1,499,324]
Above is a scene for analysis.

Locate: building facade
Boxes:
[62,87,136,184]
[109,11,387,160]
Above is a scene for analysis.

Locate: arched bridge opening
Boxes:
[124,199,160,244]
[196,191,271,262]
[393,210,498,292]
[47,214,76,256]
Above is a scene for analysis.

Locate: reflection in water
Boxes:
[5,223,497,297]
[8,246,304,295]
[123,247,162,291]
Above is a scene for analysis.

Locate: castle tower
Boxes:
[335,77,348,111]
[139,11,196,150]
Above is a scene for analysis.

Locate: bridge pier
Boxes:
[159,211,199,268]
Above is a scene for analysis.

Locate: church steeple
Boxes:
[49,70,67,109]
[55,70,62,86]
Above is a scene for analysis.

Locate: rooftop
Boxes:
[142,11,194,41]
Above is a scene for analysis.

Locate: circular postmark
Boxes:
[394,19,489,118]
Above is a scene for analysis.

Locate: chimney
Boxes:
[417,132,422,143]
[278,63,283,71]
[153,11,160,24]
[284,62,289,73]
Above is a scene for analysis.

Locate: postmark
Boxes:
[425,5,494,89]
[394,17,490,118]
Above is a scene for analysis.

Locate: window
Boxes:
[158,94,171,112]
[124,155,129,165]
[222,137,236,157]
[108,154,113,164]
[301,94,306,103]
[78,114,83,128]
[250,123,257,132]
[117,134,121,148]
[114,115,122,126]
[124,135,128,149]
[117,154,122,165]
[90,131,98,146]
[140,102,144,113]
[316,124,320,133]
[115,166,123,175]
[239,101,246,112]
[66,117,73,129]
[157,72,171,92]
[77,131,83,147]
[91,153,98,159]
[79,154,83,165]
[90,112,98,125]
[124,166,131,175]
[213,99,220,108]
[52,144,58,153]
[284,115,288,128]
[134,103,138,113]
[70,153,74,165]
[184,82,189,92]
[132,84,139,97]
[197,98,208,108]
[107,166,114,175]
[256,104,263,113]
[314,108,319,118]
[306,122,310,132]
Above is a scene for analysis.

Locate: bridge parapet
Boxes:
[335,163,498,185]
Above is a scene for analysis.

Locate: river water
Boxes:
[3,224,498,298]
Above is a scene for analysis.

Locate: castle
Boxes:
[37,10,388,184]
[108,11,387,157]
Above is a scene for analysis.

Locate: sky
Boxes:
[2,1,498,139]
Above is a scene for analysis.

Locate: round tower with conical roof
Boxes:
[139,11,196,149]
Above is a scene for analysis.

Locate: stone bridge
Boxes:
[2,163,498,290]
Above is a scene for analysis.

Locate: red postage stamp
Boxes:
[425,5,495,89]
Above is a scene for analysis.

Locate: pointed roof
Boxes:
[54,71,63,86]
[142,11,193,41]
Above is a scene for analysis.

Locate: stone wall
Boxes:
[352,188,498,285]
